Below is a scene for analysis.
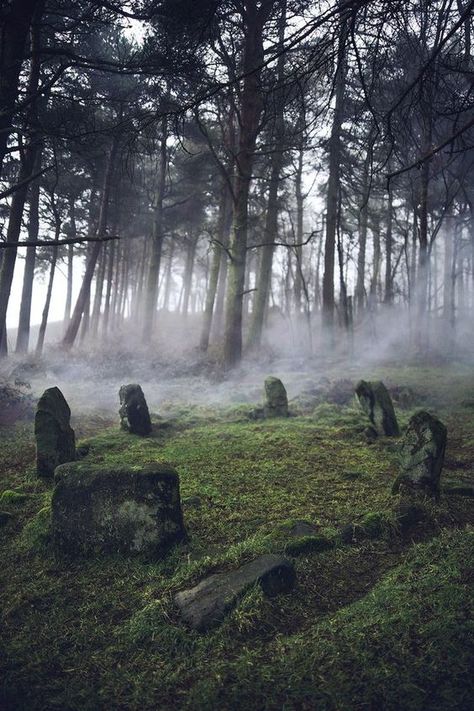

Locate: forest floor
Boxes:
[1,361,474,710]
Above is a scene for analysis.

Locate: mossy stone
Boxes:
[52,462,185,557]
[35,387,76,478]
[119,384,152,436]
[393,410,447,498]
[355,380,400,436]
[264,377,288,418]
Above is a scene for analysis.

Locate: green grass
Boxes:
[1,366,474,710]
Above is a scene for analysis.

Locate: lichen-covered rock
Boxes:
[264,377,288,418]
[392,410,447,498]
[174,554,295,631]
[35,387,75,478]
[119,384,152,435]
[52,463,185,557]
[355,380,400,436]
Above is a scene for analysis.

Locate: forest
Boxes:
[1,1,474,710]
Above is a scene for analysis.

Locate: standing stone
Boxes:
[52,463,185,557]
[174,554,295,631]
[35,387,76,478]
[119,384,152,435]
[392,410,447,498]
[355,380,400,436]
[264,376,288,418]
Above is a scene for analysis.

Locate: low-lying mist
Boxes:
[2,304,473,419]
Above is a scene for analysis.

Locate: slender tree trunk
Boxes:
[355,151,370,313]
[0,14,42,354]
[91,247,107,337]
[322,1,347,330]
[103,239,116,335]
[62,136,118,349]
[181,233,198,317]
[247,3,286,350]
[15,150,42,353]
[162,240,175,311]
[293,144,304,311]
[35,197,61,356]
[200,183,232,351]
[142,118,167,342]
[384,188,393,304]
[63,197,77,329]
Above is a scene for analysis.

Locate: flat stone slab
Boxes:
[119,384,152,436]
[174,554,295,631]
[393,410,447,498]
[264,377,288,418]
[52,463,185,557]
[35,387,76,477]
[355,380,400,436]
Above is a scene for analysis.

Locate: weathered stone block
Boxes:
[119,384,152,435]
[264,377,288,418]
[35,387,75,477]
[392,410,447,498]
[174,554,295,631]
[52,463,185,557]
[355,380,400,436]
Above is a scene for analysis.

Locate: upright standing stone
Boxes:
[392,410,447,498]
[35,387,76,477]
[119,384,152,435]
[264,376,288,418]
[355,380,400,436]
[52,463,186,557]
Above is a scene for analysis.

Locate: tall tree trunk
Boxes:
[223,0,274,368]
[247,1,286,350]
[142,118,167,342]
[355,149,370,313]
[384,188,393,304]
[322,1,347,330]
[103,239,116,335]
[15,151,42,353]
[181,233,198,317]
[62,136,118,349]
[0,13,42,354]
[200,183,232,351]
[63,196,77,329]
[293,144,304,312]
[0,0,42,174]
[162,239,175,311]
[35,196,61,356]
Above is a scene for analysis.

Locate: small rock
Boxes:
[264,377,289,418]
[288,520,318,537]
[76,444,90,460]
[174,554,295,631]
[392,410,447,498]
[355,380,400,436]
[119,384,152,436]
[52,463,185,557]
[35,387,76,478]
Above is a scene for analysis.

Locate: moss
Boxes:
[359,511,395,539]
[0,489,30,504]
[19,506,52,552]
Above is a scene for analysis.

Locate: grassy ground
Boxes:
[1,366,474,710]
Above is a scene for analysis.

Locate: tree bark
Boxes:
[223,0,274,368]
[62,136,118,349]
[142,119,167,341]
[0,0,42,174]
[15,151,41,353]
[322,1,347,330]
